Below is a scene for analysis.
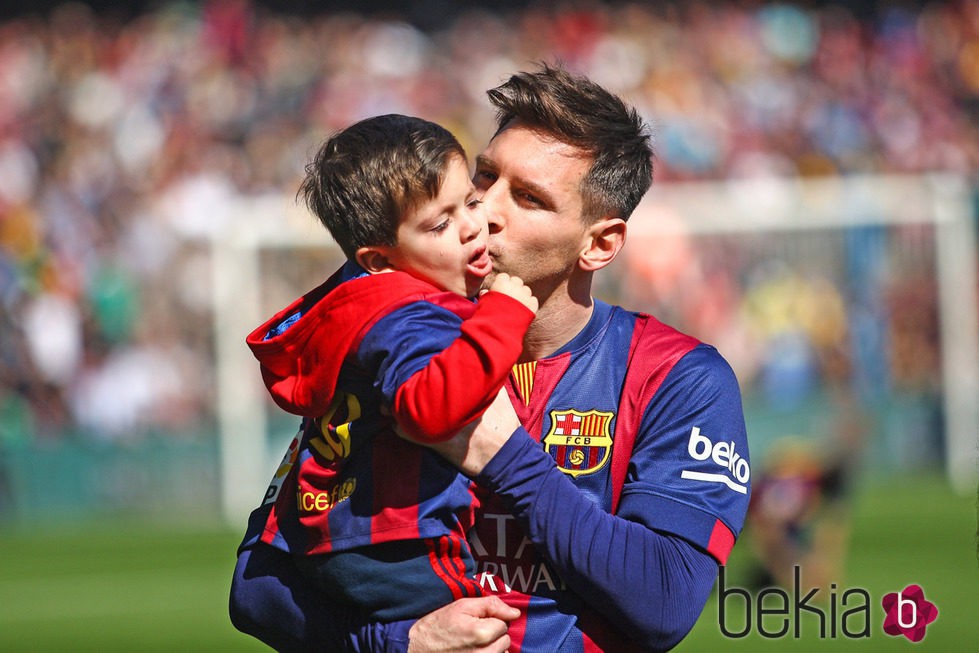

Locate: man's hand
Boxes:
[407,596,521,653]
[426,387,519,476]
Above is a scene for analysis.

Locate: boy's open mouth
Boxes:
[467,245,492,277]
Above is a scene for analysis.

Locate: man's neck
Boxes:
[521,289,594,362]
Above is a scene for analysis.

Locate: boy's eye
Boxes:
[467,197,483,209]
[430,219,450,233]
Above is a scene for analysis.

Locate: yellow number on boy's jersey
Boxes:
[309,393,361,462]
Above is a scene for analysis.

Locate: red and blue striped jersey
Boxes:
[468,299,751,651]
[236,282,749,650]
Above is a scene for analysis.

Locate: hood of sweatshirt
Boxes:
[246,265,472,417]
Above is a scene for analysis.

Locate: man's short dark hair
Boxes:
[487,63,653,222]
[299,114,466,259]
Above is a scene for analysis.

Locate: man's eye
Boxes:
[474,170,496,187]
[518,192,542,207]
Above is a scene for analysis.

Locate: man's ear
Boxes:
[355,246,394,274]
[579,217,626,272]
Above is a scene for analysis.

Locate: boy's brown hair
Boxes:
[299,114,466,259]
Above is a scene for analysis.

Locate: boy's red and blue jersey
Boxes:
[465,299,750,651]
[244,262,533,560]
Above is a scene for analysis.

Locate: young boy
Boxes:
[243,114,537,621]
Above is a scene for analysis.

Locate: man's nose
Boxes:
[486,207,503,234]
[481,189,504,234]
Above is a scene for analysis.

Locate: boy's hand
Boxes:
[487,272,538,314]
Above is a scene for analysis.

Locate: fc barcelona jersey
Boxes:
[469,299,750,651]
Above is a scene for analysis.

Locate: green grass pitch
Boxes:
[0,473,974,651]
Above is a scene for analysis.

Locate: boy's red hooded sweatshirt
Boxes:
[246,265,534,442]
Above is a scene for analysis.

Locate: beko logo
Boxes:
[681,426,749,494]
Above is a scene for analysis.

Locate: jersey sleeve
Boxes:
[618,344,751,562]
[359,291,533,443]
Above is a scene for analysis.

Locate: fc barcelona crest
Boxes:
[543,409,615,477]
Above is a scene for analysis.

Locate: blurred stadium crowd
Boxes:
[0,0,977,445]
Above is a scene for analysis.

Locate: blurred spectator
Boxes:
[743,435,851,592]
[742,399,867,593]
[0,0,975,443]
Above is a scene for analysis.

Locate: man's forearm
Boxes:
[424,386,518,475]
[476,432,718,651]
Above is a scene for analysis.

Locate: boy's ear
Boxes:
[579,217,626,272]
[355,246,394,274]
